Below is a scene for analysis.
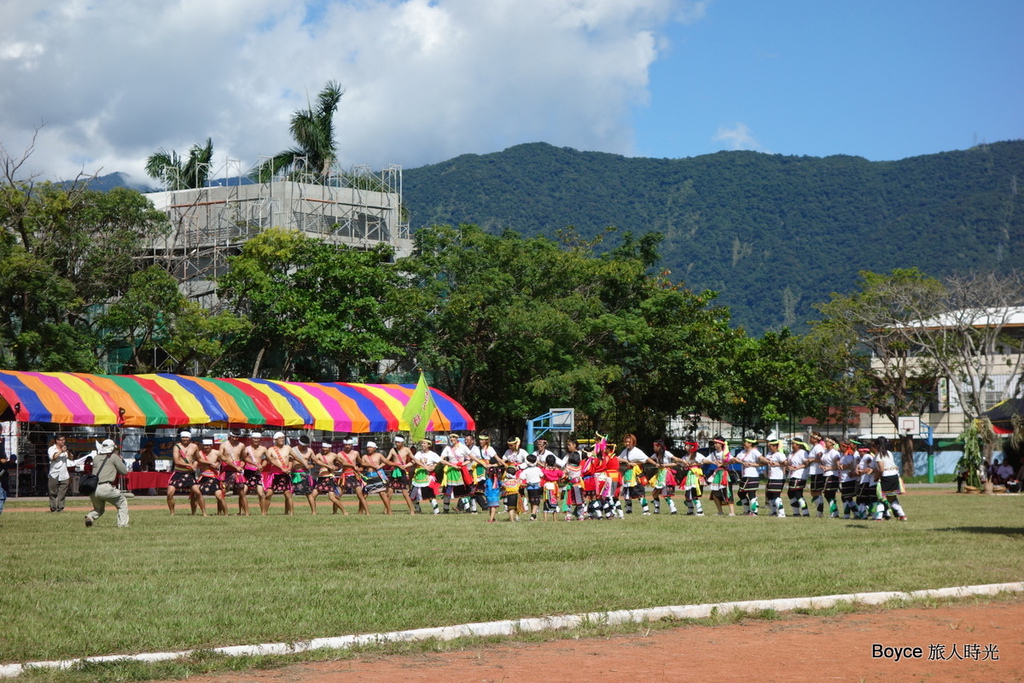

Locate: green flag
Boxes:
[401,372,437,442]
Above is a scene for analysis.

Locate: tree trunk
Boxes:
[899,434,916,477]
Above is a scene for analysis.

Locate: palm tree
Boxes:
[145,138,214,190]
[250,80,345,183]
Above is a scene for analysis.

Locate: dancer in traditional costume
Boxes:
[540,454,563,521]
[874,436,907,521]
[384,436,416,515]
[411,439,441,514]
[310,439,345,515]
[820,437,841,518]
[764,439,787,517]
[240,431,266,516]
[855,443,879,520]
[837,441,860,518]
[805,432,826,518]
[439,433,471,513]
[787,439,810,517]
[167,431,200,515]
[679,441,706,516]
[263,432,293,515]
[219,428,247,515]
[736,437,765,516]
[337,439,368,514]
[360,441,393,515]
[619,434,653,515]
[195,438,226,516]
[290,435,317,514]
[563,442,586,520]
[706,436,735,516]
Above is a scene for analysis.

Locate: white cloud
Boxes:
[0,0,705,183]
[713,122,767,152]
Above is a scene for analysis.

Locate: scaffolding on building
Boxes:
[146,157,411,307]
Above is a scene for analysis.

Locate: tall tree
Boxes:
[217,228,398,380]
[145,138,214,190]
[97,265,249,375]
[250,81,345,183]
[0,140,169,370]
[859,270,1024,471]
[811,268,946,475]
[395,224,739,438]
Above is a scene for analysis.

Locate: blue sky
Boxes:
[0,0,1020,182]
[637,0,1024,160]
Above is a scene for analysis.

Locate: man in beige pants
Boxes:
[85,439,130,528]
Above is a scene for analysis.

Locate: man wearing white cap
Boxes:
[264,432,294,514]
[290,435,317,514]
[84,439,130,528]
[195,437,226,516]
[336,438,368,514]
[310,439,345,515]
[242,432,266,516]
[167,430,200,515]
[219,429,247,515]
[384,436,416,515]
[360,441,393,515]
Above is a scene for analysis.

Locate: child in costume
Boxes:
[540,454,562,521]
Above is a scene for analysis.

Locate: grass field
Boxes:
[1,489,1022,667]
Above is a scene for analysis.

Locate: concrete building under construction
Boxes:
[145,161,412,304]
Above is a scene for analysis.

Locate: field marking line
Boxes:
[2,581,1021,678]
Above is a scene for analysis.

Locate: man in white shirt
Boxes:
[48,435,89,513]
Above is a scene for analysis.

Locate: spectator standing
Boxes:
[47,435,89,512]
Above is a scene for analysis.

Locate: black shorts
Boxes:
[526,488,542,506]
[197,476,222,495]
[315,476,337,494]
[289,473,311,495]
[739,476,759,494]
[271,473,292,493]
[624,484,645,499]
[856,481,877,503]
[340,474,359,495]
[787,477,806,497]
[168,471,196,491]
[413,485,435,500]
[244,470,262,490]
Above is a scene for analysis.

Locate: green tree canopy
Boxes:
[218,228,399,380]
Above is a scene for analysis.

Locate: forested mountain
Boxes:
[403,141,1024,334]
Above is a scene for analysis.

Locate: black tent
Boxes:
[981,398,1024,435]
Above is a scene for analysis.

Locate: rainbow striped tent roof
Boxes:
[0,371,474,433]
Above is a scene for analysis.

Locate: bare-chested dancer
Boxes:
[167,430,200,515]
[290,435,317,514]
[361,441,393,515]
[244,432,268,515]
[195,437,226,516]
[220,428,247,515]
[384,436,416,514]
[264,432,293,515]
[311,439,345,515]
[337,438,369,514]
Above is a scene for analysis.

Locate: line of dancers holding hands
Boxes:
[164,428,908,522]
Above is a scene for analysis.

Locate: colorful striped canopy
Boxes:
[0,371,474,433]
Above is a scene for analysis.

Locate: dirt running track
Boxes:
[179,598,1024,683]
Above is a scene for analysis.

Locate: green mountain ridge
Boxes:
[403,141,1024,334]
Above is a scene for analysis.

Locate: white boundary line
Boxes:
[3,581,1022,679]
